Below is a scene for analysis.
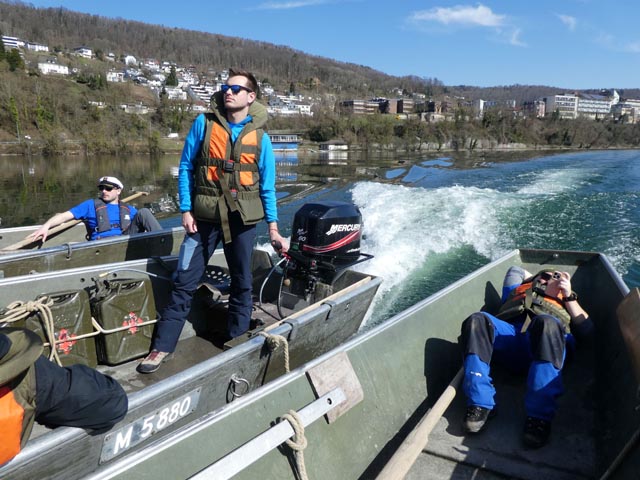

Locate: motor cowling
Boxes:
[289,201,362,276]
[278,201,370,311]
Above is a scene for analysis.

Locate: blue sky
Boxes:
[21,1,640,89]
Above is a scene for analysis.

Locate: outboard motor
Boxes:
[279,201,372,310]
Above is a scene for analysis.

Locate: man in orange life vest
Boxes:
[137,68,289,374]
[28,176,162,243]
[0,327,128,466]
[459,266,592,448]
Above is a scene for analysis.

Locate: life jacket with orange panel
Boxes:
[0,328,42,466]
[497,274,572,334]
[192,91,268,243]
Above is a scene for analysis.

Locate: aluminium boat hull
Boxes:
[83,249,640,480]
[0,248,381,479]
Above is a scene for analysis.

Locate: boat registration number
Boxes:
[100,388,202,463]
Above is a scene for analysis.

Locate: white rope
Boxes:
[281,409,309,480]
[1,297,62,365]
[258,331,290,372]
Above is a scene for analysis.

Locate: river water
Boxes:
[2,149,640,326]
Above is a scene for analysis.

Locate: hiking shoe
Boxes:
[463,406,495,433]
[136,350,172,374]
[523,416,551,448]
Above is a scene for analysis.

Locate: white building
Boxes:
[189,84,216,103]
[577,92,616,119]
[38,62,69,75]
[545,94,578,119]
[144,58,160,71]
[74,46,92,58]
[106,70,125,82]
[164,86,187,101]
[27,42,48,52]
[1,36,24,49]
[124,55,138,66]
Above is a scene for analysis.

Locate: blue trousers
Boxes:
[152,213,256,353]
[461,312,567,421]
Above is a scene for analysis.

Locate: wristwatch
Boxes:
[564,292,578,303]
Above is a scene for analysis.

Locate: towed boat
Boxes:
[0,225,185,278]
[78,249,640,480]
[0,201,381,480]
[0,183,321,279]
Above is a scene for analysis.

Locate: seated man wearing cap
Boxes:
[29,176,162,243]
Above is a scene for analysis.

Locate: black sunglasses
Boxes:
[98,185,115,192]
[221,84,253,94]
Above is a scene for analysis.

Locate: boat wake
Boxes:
[350,160,640,324]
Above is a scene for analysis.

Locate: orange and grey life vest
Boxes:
[497,277,572,334]
[192,94,268,243]
[91,199,132,239]
[0,328,41,466]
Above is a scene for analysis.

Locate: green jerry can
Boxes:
[91,278,156,365]
[7,290,98,368]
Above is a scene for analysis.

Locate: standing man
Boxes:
[138,68,288,374]
[28,176,162,243]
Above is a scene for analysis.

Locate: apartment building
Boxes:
[545,94,578,119]
[339,99,386,115]
[1,35,24,49]
[523,100,546,118]
[577,91,617,119]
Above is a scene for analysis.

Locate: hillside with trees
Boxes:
[1,0,640,156]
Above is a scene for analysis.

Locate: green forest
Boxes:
[1,0,640,156]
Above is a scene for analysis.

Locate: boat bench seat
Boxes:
[196,265,231,304]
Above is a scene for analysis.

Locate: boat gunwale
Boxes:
[0,225,184,261]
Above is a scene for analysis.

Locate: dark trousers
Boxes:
[34,356,128,431]
[130,208,162,233]
[152,213,256,353]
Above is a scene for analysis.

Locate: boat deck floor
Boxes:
[29,299,295,441]
[406,345,597,480]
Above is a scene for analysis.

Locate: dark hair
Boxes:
[228,67,258,94]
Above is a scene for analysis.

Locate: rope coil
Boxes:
[0,297,62,365]
[258,331,290,372]
[281,409,309,480]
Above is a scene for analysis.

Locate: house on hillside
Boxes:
[38,61,69,76]
[106,70,125,82]
[74,46,92,58]
[27,42,48,52]
[124,55,138,66]
[1,36,24,49]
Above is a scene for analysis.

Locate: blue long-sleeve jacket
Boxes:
[178,113,278,223]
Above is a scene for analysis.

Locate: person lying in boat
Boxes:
[459,266,593,448]
[27,176,162,243]
[0,327,128,467]
[137,68,289,374]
